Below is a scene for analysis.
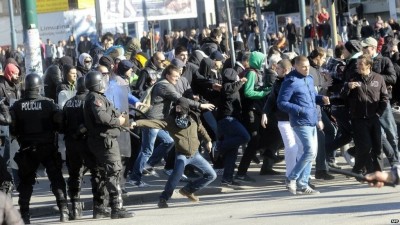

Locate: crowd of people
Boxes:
[1,10,400,224]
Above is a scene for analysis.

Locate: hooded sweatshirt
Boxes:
[241,51,270,113]
[217,68,244,120]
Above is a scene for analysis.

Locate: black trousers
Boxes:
[14,143,67,208]
[88,136,122,209]
[65,137,103,204]
[351,117,383,173]
[237,110,262,176]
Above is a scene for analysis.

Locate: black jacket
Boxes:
[11,93,59,145]
[134,59,163,98]
[341,71,389,119]
[263,77,289,121]
[217,69,244,120]
[83,91,121,138]
[0,76,20,105]
[200,37,221,56]
[62,92,87,139]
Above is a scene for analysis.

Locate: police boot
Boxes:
[71,201,83,220]
[93,204,111,219]
[111,207,135,219]
[57,201,70,222]
[20,206,31,224]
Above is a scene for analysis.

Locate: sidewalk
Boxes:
[11,153,364,219]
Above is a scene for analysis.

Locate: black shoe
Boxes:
[21,211,31,224]
[259,169,283,175]
[328,162,342,169]
[70,202,83,220]
[184,168,200,178]
[158,198,168,208]
[220,180,242,187]
[315,170,335,180]
[234,174,256,183]
[93,206,111,219]
[111,208,135,219]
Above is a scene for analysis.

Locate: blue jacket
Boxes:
[277,69,323,127]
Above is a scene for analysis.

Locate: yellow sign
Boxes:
[78,0,95,9]
[37,0,69,14]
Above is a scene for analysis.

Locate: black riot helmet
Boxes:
[85,71,105,93]
[25,73,43,91]
[76,76,87,94]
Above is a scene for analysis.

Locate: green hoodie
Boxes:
[243,51,269,99]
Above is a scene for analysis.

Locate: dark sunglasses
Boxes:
[85,60,92,63]
[102,72,110,76]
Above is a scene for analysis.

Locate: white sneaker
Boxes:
[343,150,355,167]
[287,180,297,195]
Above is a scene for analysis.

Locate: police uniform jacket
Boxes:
[11,93,59,145]
[83,91,121,138]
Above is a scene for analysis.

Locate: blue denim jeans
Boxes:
[160,151,217,200]
[288,125,318,189]
[130,128,174,181]
[147,129,175,167]
[380,104,399,163]
[217,116,250,183]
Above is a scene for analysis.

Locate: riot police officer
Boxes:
[63,76,108,220]
[10,73,68,224]
[83,71,134,219]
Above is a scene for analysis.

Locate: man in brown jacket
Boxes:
[131,97,217,208]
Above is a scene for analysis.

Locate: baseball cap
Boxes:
[361,37,378,48]
[171,58,185,69]
[118,60,134,71]
[210,51,225,61]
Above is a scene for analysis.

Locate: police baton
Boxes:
[119,126,140,140]
[328,167,396,187]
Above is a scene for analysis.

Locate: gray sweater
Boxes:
[147,79,201,120]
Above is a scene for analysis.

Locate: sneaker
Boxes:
[315,170,335,180]
[287,180,297,195]
[343,150,355,167]
[163,169,173,176]
[259,169,283,175]
[158,198,168,208]
[220,180,242,188]
[127,180,150,188]
[234,174,256,183]
[296,186,320,195]
[143,167,157,176]
[327,162,342,169]
[179,188,199,202]
[214,168,224,176]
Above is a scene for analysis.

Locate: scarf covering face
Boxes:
[175,97,191,129]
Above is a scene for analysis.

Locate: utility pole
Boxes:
[255,0,266,55]
[329,0,338,47]
[20,0,43,75]
[225,0,236,66]
[299,0,307,55]
[8,0,17,50]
